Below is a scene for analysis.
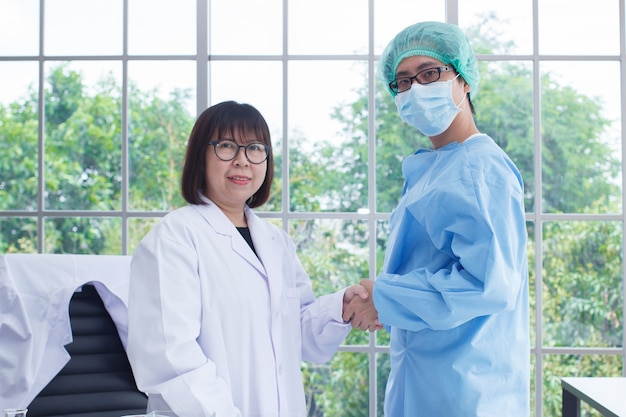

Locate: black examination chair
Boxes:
[27,284,147,417]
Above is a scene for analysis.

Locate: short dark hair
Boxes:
[181,101,274,208]
[467,94,475,115]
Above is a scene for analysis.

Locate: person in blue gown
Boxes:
[354,21,530,416]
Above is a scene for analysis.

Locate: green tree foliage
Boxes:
[0,64,193,253]
[44,65,122,212]
[0,86,38,212]
[128,86,190,211]
[540,208,623,414]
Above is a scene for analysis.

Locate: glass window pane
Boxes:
[0,0,39,56]
[375,218,389,273]
[128,61,194,211]
[289,0,368,54]
[303,352,370,415]
[0,217,37,253]
[210,0,282,55]
[459,0,532,55]
[541,61,622,214]
[0,62,39,211]
[129,217,160,253]
[210,61,283,140]
[289,61,368,212]
[259,137,283,212]
[374,0,445,54]
[44,217,122,254]
[530,354,536,415]
[128,0,195,55]
[45,0,122,56]
[289,219,369,286]
[44,61,122,211]
[0,61,38,106]
[474,60,535,212]
[539,0,619,55]
[130,60,197,115]
[290,217,369,345]
[542,221,623,348]
[527,221,536,348]
[377,352,391,416]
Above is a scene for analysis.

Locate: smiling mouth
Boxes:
[228,175,252,185]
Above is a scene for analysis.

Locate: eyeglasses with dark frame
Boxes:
[208,140,270,164]
[389,66,454,94]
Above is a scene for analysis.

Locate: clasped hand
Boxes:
[342,279,383,332]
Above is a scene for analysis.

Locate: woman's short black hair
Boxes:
[181,101,274,208]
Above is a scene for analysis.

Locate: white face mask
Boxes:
[394,74,465,137]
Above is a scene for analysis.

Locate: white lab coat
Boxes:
[127,196,351,417]
[0,254,132,410]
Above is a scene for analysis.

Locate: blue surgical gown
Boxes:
[374,134,530,417]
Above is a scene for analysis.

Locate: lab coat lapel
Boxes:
[193,202,267,276]
[245,207,284,316]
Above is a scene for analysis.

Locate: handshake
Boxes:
[342,279,383,332]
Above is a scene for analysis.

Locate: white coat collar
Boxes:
[192,196,268,277]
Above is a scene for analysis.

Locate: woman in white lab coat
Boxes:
[127,101,373,417]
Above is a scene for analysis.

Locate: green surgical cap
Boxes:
[378,21,480,99]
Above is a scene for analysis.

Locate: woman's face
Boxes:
[204,131,267,212]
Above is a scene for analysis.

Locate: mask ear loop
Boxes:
[450,73,467,108]
[455,93,467,109]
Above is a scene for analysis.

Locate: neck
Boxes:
[227,210,247,227]
[214,203,247,227]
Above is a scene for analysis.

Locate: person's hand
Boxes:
[342,280,383,331]
[358,278,374,296]
[342,283,369,321]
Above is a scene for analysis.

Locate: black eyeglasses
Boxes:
[389,66,454,94]
[208,140,270,164]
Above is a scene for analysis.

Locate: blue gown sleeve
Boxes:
[373,155,528,332]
